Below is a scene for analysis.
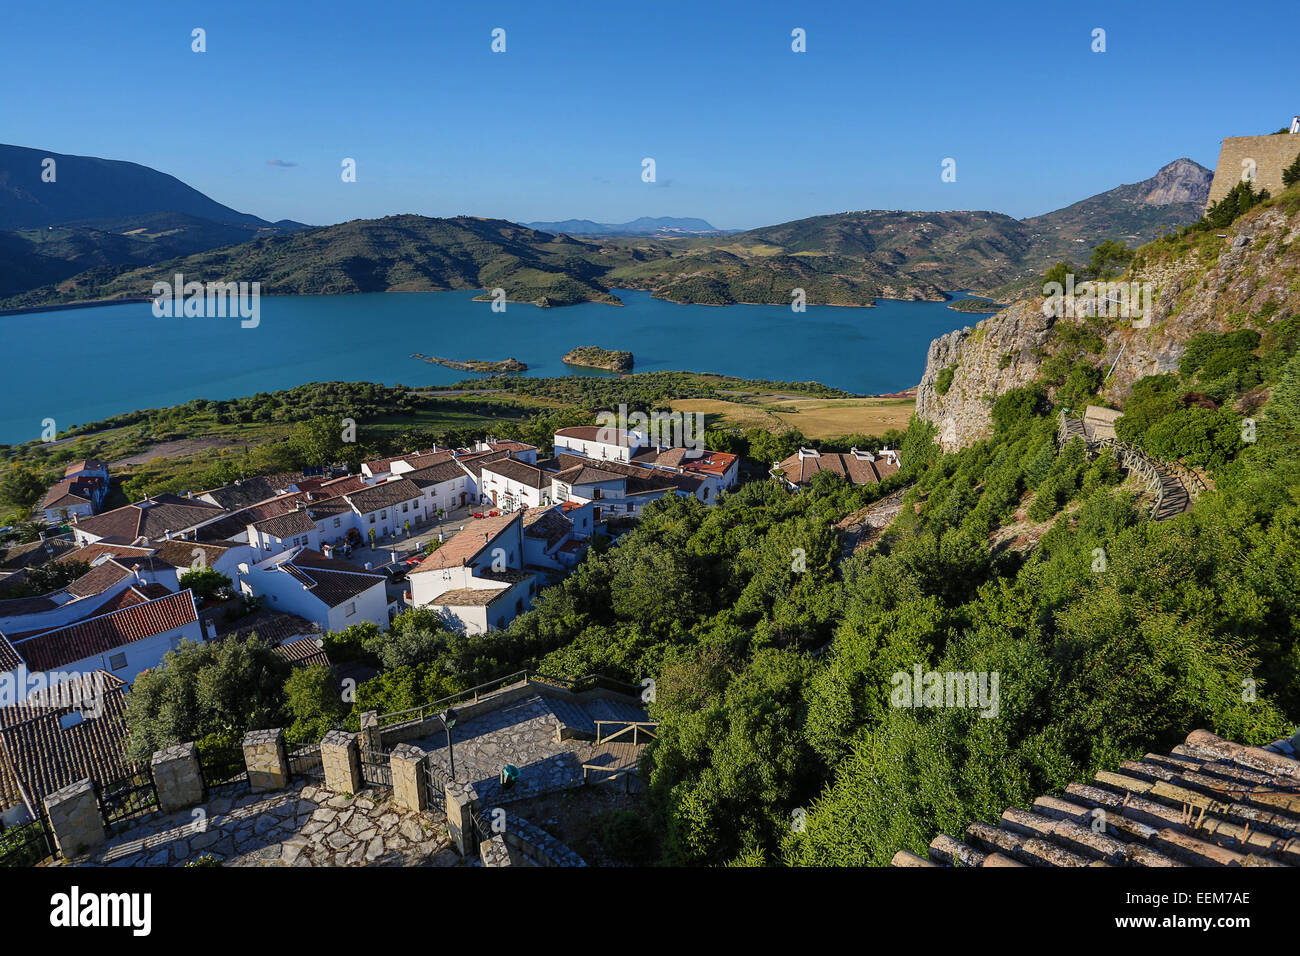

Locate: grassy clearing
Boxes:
[671,395,915,439]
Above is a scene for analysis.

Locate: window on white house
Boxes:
[345,602,356,617]
[381,510,387,519]
[109,652,127,670]
[370,514,375,523]
[402,503,408,512]
[333,517,341,528]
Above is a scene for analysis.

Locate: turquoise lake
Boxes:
[3,289,981,445]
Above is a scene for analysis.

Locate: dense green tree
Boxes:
[124,636,291,763]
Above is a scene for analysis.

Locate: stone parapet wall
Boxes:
[1207,134,1300,207]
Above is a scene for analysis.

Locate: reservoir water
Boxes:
[2,289,983,445]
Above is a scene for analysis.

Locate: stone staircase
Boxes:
[1057,411,1195,521]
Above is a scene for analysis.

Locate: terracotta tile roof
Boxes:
[53,541,154,567]
[455,450,511,482]
[63,460,107,476]
[363,451,436,475]
[345,478,423,514]
[0,633,22,672]
[193,492,305,543]
[485,440,537,454]
[42,476,104,510]
[482,458,549,489]
[314,474,368,496]
[251,509,317,539]
[400,450,457,471]
[74,494,226,542]
[553,453,693,493]
[273,637,332,670]
[892,730,1300,869]
[9,590,199,673]
[153,539,229,570]
[413,511,523,572]
[404,460,468,487]
[303,495,353,519]
[0,671,129,813]
[522,507,572,547]
[636,447,739,477]
[227,612,319,646]
[0,593,60,617]
[64,560,134,598]
[0,539,78,574]
[260,549,385,609]
[776,449,900,487]
[555,426,641,447]
[92,582,175,614]
[552,464,628,487]
[200,477,281,510]
[430,585,510,607]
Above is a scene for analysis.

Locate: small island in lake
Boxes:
[411,354,527,373]
[562,346,634,372]
[947,297,1006,314]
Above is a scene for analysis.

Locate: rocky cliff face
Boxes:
[917,198,1300,451]
[1136,158,1212,206]
[916,302,1053,452]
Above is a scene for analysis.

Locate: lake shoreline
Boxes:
[1,285,972,318]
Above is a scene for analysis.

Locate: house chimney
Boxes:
[131,563,143,585]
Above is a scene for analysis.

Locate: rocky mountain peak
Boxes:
[1136,158,1212,206]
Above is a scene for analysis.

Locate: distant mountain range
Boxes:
[524,216,730,237]
[0,144,310,297]
[0,146,1212,310]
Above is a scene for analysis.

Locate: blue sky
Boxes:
[4,0,1298,229]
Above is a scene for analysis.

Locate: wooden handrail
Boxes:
[594,720,659,744]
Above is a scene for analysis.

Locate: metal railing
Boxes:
[197,744,247,788]
[374,669,643,731]
[1057,411,1189,519]
[96,769,159,833]
[0,815,56,867]
[286,739,324,780]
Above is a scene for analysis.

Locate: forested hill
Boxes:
[1,154,1211,311]
[0,215,623,310]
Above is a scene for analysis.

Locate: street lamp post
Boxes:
[441,707,459,780]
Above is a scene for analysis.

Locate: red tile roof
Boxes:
[413,511,523,572]
[0,671,129,813]
[10,590,199,673]
[776,449,901,487]
[73,494,226,542]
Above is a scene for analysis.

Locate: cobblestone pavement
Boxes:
[70,784,461,868]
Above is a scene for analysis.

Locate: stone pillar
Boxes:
[444,780,480,857]
[359,711,382,757]
[242,729,289,792]
[389,744,427,812]
[151,742,205,812]
[321,730,362,795]
[44,778,106,858]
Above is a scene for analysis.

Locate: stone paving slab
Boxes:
[67,783,460,867]
[415,693,645,809]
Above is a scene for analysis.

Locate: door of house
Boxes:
[593,506,601,522]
